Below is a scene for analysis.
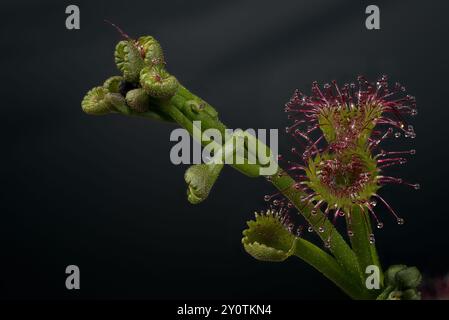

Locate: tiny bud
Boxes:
[385,264,407,286]
[396,266,422,290]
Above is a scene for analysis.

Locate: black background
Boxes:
[1,0,448,299]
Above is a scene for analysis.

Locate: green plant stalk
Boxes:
[293,237,369,299]
[159,99,261,177]
[121,86,378,299]
[348,206,383,289]
[376,285,394,300]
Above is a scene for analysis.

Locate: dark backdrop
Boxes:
[1,0,448,299]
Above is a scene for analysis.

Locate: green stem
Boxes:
[376,285,393,300]
[293,238,370,299]
[348,206,383,289]
[159,99,261,177]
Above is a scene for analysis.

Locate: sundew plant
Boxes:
[82,30,422,300]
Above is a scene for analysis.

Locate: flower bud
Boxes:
[385,264,407,286]
[396,266,422,290]
[401,288,421,300]
[242,211,297,262]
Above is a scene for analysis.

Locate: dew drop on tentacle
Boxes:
[324,238,331,248]
[270,75,418,242]
[369,234,376,244]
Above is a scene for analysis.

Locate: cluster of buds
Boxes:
[263,76,419,246]
[82,24,178,118]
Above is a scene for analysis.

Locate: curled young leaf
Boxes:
[107,93,130,115]
[140,66,179,99]
[125,88,150,112]
[137,36,165,66]
[81,87,114,115]
[81,87,129,115]
[184,163,223,204]
[114,41,145,83]
[103,76,123,93]
[242,211,297,262]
